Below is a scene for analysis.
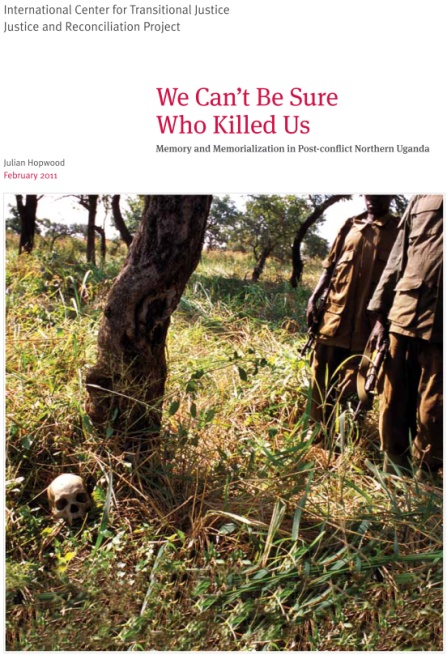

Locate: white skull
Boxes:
[47,474,92,524]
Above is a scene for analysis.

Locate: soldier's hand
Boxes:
[369,314,387,351]
[306,296,317,328]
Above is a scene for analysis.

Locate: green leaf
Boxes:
[99,529,113,539]
[37,592,60,602]
[204,409,216,423]
[82,414,93,434]
[41,527,53,537]
[191,369,205,379]
[168,400,180,416]
[186,380,197,393]
[238,367,248,382]
[395,573,415,584]
[218,522,237,535]
[21,435,33,450]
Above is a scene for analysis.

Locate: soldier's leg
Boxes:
[310,344,346,425]
[413,341,443,472]
[379,333,416,470]
[310,343,332,424]
[337,352,362,399]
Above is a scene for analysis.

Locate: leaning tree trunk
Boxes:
[111,195,133,247]
[251,246,273,282]
[86,195,99,264]
[17,194,38,254]
[290,194,352,287]
[86,195,212,450]
[94,225,106,262]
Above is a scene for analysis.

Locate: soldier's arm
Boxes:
[306,266,334,326]
[367,198,417,348]
[367,231,403,350]
[367,217,406,316]
[306,218,353,325]
[368,196,418,316]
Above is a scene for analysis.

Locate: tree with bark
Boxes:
[86,195,99,264]
[86,195,212,451]
[16,195,39,254]
[236,195,308,282]
[111,195,133,247]
[94,224,106,262]
[290,195,352,287]
[72,195,100,264]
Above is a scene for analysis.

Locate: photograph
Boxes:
[4,193,443,650]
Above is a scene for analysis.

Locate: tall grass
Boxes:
[5,237,442,651]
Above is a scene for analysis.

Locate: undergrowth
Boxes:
[5,236,443,651]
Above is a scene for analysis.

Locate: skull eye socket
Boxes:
[76,493,88,504]
[55,498,68,511]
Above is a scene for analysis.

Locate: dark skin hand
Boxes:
[306,267,333,327]
[368,313,388,350]
[306,195,394,325]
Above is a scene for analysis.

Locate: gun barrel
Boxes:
[354,334,390,419]
[300,331,315,356]
[300,285,331,357]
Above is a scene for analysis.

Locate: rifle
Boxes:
[353,334,389,420]
[300,285,330,356]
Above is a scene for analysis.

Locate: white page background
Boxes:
[1,0,444,193]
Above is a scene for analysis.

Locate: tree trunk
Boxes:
[86,195,99,264]
[94,225,106,262]
[111,195,133,247]
[290,195,351,287]
[251,246,272,282]
[17,195,38,254]
[86,195,212,451]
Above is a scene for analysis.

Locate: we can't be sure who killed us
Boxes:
[3,4,230,32]
[156,87,339,135]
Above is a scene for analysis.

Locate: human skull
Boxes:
[47,473,92,524]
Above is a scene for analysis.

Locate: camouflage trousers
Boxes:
[380,332,443,471]
[310,343,362,425]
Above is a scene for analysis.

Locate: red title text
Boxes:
[156,87,339,135]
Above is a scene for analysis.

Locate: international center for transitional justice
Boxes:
[3,3,231,31]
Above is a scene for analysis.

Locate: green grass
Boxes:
[5,236,443,651]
